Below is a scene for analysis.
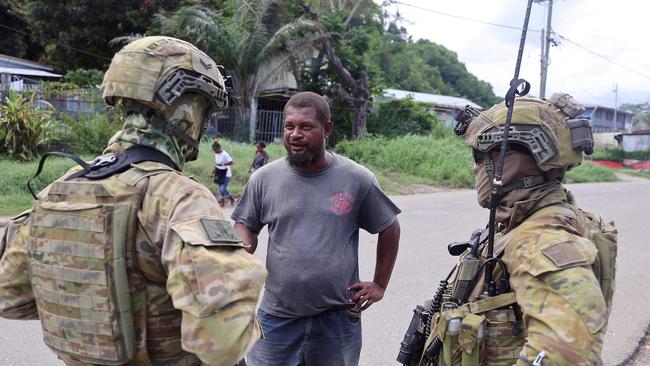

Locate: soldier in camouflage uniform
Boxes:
[0,36,266,366]
[410,93,615,366]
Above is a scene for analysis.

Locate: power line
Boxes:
[555,46,598,100]
[554,33,650,80]
[0,23,113,61]
[393,1,542,33]
[392,1,650,81]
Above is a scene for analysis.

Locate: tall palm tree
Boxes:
[159,1,322,141]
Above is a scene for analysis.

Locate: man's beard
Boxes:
[285,140,324,166]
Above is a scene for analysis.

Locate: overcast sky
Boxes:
[383,0,650,108]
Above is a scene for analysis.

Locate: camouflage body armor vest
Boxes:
[27,162,199,365]
[417,198,617,366]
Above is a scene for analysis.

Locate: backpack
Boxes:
[581,210,618,314]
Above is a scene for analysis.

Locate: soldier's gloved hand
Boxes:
[348,281,385,311]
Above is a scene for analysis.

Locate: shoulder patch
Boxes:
[171,216,245,248]
[542,241,587,268]
[200,218,240,243]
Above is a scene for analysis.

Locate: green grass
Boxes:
[335,134,475,188]
[0,136,623,216]
[0,155,93,215]
[185,140,287,197]
[565,161,618,183]
[591,147,650,161]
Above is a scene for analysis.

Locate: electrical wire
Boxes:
[392,1,650,81]
[393,0,542,33]
[554,33,650,80]
[554,46,599,99]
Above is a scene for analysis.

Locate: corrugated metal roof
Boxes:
[0,54,55,71]
[382,88,482,109]
[583,104,634,115]
[0,67,62,78]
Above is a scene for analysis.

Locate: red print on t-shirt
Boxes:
[329,192,355,216]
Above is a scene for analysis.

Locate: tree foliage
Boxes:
[371,24,498,107]
[158,1,322,141]
[63,69,105,87]
[367,98,440,138]
[21,0,183,70]
[620,102,650,130]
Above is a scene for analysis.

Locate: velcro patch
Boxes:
[200,218,241,244]
[541,241,587,268]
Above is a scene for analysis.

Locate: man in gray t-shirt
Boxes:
[233,92,400,366]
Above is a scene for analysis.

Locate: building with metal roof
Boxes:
[0,54,62,91]
[581,104,633,133]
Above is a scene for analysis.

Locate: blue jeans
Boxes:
[247,308,362,366]
[218,176,230,197]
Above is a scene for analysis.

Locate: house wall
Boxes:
[620,134,650,152]
[593,132,618,148]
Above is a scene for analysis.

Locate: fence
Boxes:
[205,107,284,143]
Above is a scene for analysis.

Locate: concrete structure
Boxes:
[582,104,634,133]
[377,88,483,128]
[0,54,62,91]
[615,130,650,152]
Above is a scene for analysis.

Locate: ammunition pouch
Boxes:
[432,293,525,366]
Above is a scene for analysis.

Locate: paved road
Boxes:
[0,180,648,365]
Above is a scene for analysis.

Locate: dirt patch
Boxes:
[401,183,451,195]
[616,172,648,182]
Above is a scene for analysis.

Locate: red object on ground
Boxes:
[629,161,650,170]
[592,160,624,169]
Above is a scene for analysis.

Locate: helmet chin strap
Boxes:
[123,99,200,149]
[481,150,549,205]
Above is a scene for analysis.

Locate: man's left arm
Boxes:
[350,218,400,310]
[0,213,38,320]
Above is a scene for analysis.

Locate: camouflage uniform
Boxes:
[0,36,266,366]
[417,93,612,366]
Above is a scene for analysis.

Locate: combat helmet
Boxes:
[101,36,228,160]
[464,93,594,173]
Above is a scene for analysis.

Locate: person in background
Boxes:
[212,139,235,207]
[249,140,269,173]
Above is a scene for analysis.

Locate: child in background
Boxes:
[211,139,235,207]
[249,141,269,173]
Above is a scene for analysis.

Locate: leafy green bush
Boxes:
[46,111,123,154]
[367,98,440,138]
[63,69,105,87]
[591,147,650,161]
[335,132,474,187]
[0,91,54,160]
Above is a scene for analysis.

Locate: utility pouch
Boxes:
[440,308,466,366]
[484,309,526,365]
[459,314,486,366]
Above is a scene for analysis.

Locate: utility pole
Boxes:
[612,83,620,130]
[538,0,553,99]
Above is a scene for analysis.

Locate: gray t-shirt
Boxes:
[232,153,401,317]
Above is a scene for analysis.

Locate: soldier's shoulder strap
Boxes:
[28,146,178,198]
